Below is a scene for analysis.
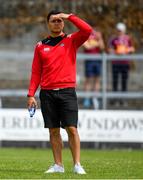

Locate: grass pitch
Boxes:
[0,148,143,179]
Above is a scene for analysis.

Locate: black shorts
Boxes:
[39,88,78,128]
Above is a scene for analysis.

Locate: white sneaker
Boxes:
[73,163,86,174]
[45,164,64,173]
[92,97,99,109]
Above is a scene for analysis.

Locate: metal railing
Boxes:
[0,50,143,109]
[77,53,143,109]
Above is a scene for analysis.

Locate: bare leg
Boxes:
[84,77,94,91]
[93,76,100,92]
[49,128,63,165]
[83,77,94,107]
[65,126,80,164]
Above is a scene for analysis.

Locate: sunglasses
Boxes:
[50,19,63,23]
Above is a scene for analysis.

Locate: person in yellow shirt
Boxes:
[83,29,105,109]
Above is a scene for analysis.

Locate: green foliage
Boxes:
[0,148,143,179]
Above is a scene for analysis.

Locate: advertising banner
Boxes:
[0,109,143,142]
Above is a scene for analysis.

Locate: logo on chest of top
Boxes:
[43,47,50,51]
[59,43,65,47]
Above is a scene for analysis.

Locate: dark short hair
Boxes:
[47,10,61,22]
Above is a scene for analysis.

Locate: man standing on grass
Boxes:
[27,10,92,174]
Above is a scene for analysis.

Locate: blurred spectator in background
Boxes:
[83,28,105,109]
[108,22,135,106]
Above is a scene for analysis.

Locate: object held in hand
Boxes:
[28,106,36,117]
